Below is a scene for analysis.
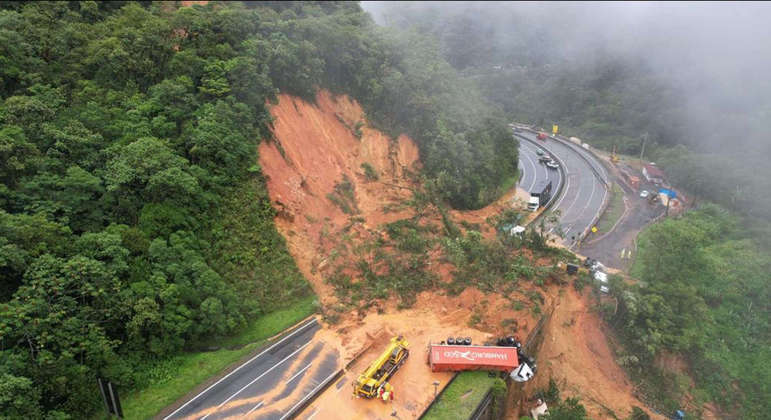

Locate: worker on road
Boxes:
[380,383,394,402]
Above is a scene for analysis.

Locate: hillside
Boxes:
[259,90,660,419]
[0,1,518,417]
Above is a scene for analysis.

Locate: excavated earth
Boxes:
[258,90,659,419]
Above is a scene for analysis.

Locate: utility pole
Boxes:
[639,132,648,164]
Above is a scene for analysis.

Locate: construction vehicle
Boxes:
[353,336,409,399]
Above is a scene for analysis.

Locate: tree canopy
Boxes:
[0,1,518,416]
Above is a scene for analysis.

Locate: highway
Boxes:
[516,130,607,246]
[163,317,340,420]
[518,139,561,200]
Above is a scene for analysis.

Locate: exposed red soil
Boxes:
[508,286,663,420]
[258,90,659,419]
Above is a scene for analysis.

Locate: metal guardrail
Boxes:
[513,133,567,226]
[417,372,460,419]
[514,125,612,247]
[468,388,494,420]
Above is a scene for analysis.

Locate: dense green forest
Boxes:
[369,2,771,417]
[612,205,770,417]
[0,1,516,417]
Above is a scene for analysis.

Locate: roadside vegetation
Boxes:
[113,297,316,420]
[325,185,573,316]
[422,371,502,420]
[606,205,769,417]
[596,183,625,233]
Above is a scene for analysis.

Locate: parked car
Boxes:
[639,190,650,198]
[546,160,559,170]
[599,285,610,294]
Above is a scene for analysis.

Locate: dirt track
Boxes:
[258,90,660,419]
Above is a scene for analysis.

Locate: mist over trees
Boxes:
[363,1,771,416]
[364,1,771,219]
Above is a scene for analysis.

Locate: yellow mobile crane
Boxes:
[353,336,409,399]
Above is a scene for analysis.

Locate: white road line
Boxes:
[550,150,572,211]
[519,142,543,178]
[561,162,591,223]
[520,144,539,191]
[201,341,312,420]
[306,407,320,420]
[278,370,341,420]
[579,176,598,226]
[164,318,317,420]
[286,363,312,385]
[244,401,264,416]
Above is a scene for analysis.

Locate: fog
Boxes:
[362,1,771,154]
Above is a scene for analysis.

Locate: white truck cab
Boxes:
[527,196,540,211]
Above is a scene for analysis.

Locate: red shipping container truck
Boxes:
[428,344,519,372]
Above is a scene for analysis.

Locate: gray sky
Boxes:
[362,1,771,150]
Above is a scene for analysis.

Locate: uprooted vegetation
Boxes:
[321,181,576,316]
[260,90,663,419]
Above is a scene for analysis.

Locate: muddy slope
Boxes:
[258,90,657,419]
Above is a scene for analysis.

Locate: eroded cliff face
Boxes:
[258,90,659,420]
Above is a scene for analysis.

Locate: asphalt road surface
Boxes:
[163,317,340,420]
[516,131,607,246]
[579,174,665,270]
[518,138,561,203]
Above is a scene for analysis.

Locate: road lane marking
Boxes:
[576,175,598,233]
[201,341,312,420]
[278,370,341,420]
[550,149,572,211]
[244,401,264,416]
[163,318,317,420]
[286,363,312,385]
[561,163,591,223]
[520,141,547,190]
[520,143,539,191]
[306,408,320,420]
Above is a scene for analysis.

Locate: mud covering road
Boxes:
[163,318,341,420]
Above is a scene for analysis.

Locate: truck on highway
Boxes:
[353,336,409,399]
[527,180,553,212]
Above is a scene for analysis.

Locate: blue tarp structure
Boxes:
[659,188,677,198]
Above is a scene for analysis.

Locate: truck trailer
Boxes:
[428,344,519,372]
[527,180,553,212]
